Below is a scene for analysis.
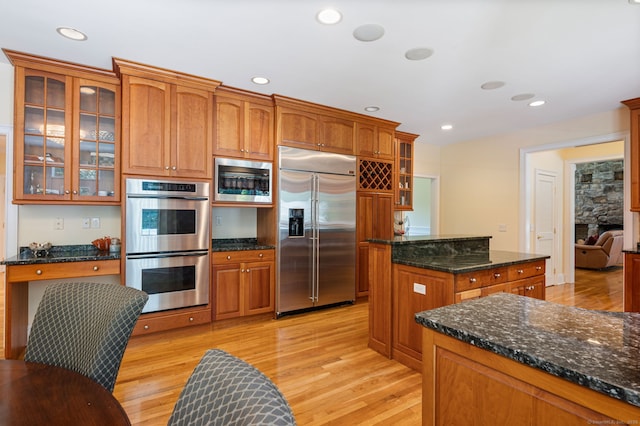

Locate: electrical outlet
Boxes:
[82,218,91,229]
[91,217,100,229]
[216,216,222,226]
[54,217,64,230]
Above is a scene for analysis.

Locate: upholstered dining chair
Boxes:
[168,349,296,426]
[24,282,148,393]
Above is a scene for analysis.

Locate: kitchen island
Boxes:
[416,293,640,425]
[368,235,549,370]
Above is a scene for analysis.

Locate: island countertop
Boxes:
[415,293,640,408]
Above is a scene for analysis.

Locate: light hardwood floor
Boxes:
[545,266,623,311]
[115,301,422,425]
[0,267,624,425]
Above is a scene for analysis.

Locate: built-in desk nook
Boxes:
[1,246,120,359]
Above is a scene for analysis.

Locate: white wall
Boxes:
[0,62,12,125]
[439,107,630,252]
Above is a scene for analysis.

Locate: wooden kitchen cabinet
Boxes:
[115,58,220,179]
[623,98,640,211]
[368,242,393,357]
[356,121,395,160]
[4,259,120,359]
[5,50,121,204]
[393,264,454,370]
[357,192,393,296]
[624,252,640,311]
[394,131,418,210]
[214,86,274,161]
[212,249,275,320]
[454,261,545,303]
[422,329,635,426]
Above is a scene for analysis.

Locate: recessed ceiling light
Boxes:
[56,27,87,41]
[405,48,434,61]
[353,24,385,42]
[441,124,453,131]
[511,93,535,101]
[629,0,640,4]
[529,100,546,107]
[316,8,342,24]
[364,106,380,112]
[251,76,270,85]
[480,81,505,90]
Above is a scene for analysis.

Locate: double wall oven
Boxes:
[125,178,210,313]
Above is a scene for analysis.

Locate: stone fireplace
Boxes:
[574,160,623,242]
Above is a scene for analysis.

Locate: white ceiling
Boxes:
[2,0,640,146]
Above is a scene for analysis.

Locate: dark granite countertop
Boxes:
[369,234,492,246]
[211,238,275,252]
[396,250,549,274]
[415,293,640,408]
[1,244,120,266]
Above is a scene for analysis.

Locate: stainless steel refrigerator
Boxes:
[277,146,356,317]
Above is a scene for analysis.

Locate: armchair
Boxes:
[575,230,624,270]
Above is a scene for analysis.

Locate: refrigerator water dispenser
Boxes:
[288,208,304,237]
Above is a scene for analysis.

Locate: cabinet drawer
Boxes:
[454,267,508,292]
[7,259,120,282]
[133,307,211,335]
[212,249,275,264]
[507,260,545,281]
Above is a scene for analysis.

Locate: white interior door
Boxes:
[534,170,558,286]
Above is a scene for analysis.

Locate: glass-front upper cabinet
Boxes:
[394,131,418,211]
[7,50,121,204]
[74,80,118,200]
[21,70,72,200]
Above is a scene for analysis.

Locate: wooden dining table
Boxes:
[0,359,131,425]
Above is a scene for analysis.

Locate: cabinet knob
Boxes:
[494,273,501,278]
[469,278,477,283]
[240,149,245,152]
[144,325,150,330]
[165,166,170,170]
[189,317,194,322]
[246,269,251,273]
[65,190,70,194]
[535,266,542,271]
[93,265,99,271]
[259,253,263,257]
[227,255,231,260]
[172,166,177,170]
[517,269,524,274]
[36,269,42,275]
[72,190,77,194]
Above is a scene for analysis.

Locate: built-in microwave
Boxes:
[214,157,272,204]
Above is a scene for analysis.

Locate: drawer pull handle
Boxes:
[36,269,42,275]
[494,273,501,278]
[469,278,477,283]
[517,269,524,274]
[535,266,542,271]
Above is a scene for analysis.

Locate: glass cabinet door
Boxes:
[74,81,117,199]
[22,72,71,199]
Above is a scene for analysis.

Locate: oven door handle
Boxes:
[126,195,209,201]
[126,251,209,260]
